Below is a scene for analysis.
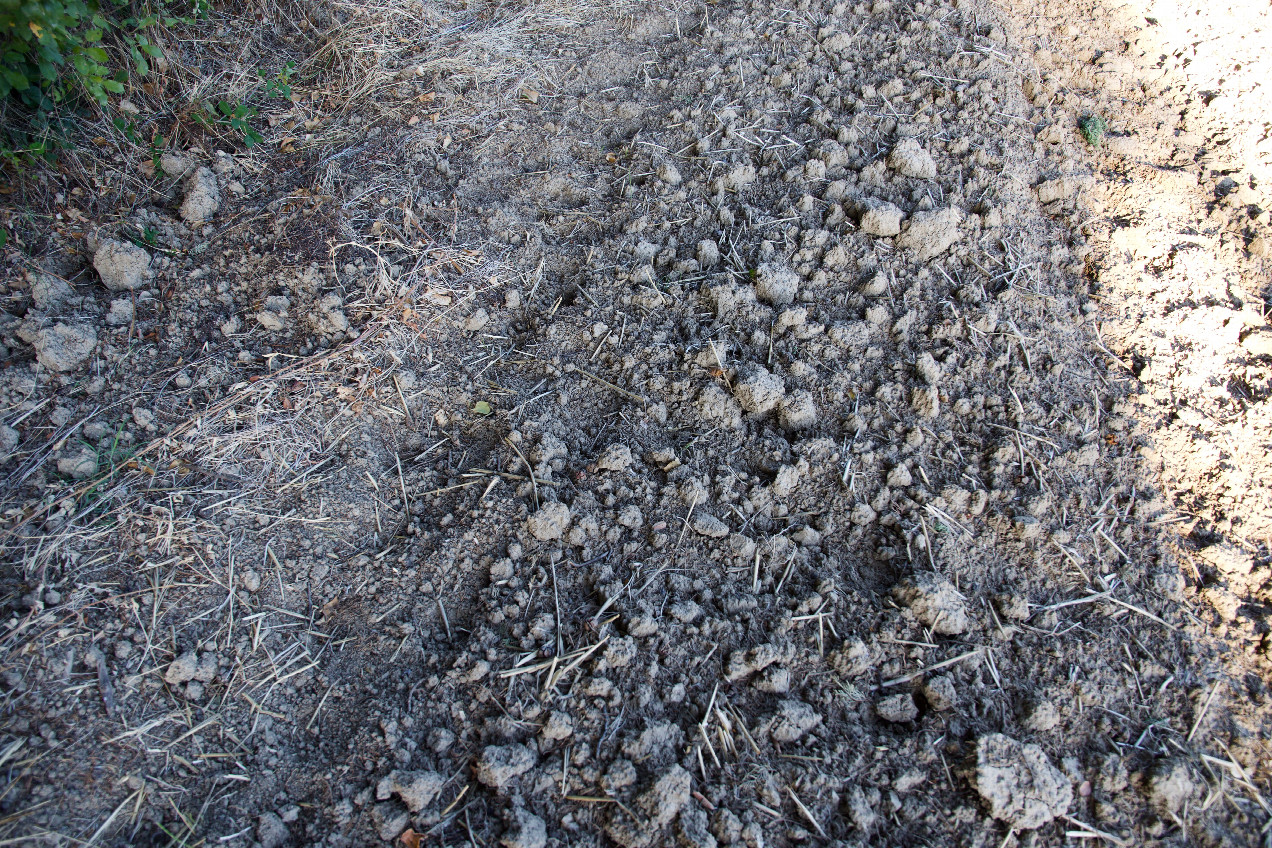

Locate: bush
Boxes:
[0,1,203,113]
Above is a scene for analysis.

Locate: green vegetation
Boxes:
[1,1,205,110]
[0,1,207,166]
[1077,114,1108,147]
[196,63,296,148]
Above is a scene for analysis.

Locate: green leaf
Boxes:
[472,401,493,416]
[3,68,30,90]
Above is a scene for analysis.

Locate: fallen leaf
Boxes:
[472,401,493,416]
[399,828,422,848]
[521,88,539,104]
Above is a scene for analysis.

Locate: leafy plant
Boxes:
[1078,115,1108,147]
[1,1,203,111]
[1,2,207,170]
[259,60,294,100]
[0,129,58,168]
[197,62,298,148]
[198,98,261,147]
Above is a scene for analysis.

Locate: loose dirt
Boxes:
[2,0,1270,846]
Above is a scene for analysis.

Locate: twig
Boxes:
[504,436,539,509]
[880,648,983,688]
[1187,680,1222,744]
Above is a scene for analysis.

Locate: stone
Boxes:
[696,384,743,429]
[657,162,682,185]
[754,666,791,693]
[892,572,971,635]
[56,448,98,480]
[0,425,18,462]
[371,802,409,841]
[617,504,644,529]
[923,675,958,711]
[915,351,941,385]
[257,812,289,848]
[318,294,350,334]
[726,643,784,681]
[164,651,200,685]
[475,744,537,792]
[877,693,919,723]
[604,765,692,848]
[733,365,785,414]
[34,323,97,372]
[105,298,134,327]
[93,240,150,292]
[755,262,799,306]
[691,512,730,538]
[888,137,937,179]
[501,806,548,848]
[159,152,195,178]
[1024,700,1060,732]
[180,166,221,222]
[257,309,287,332]
[621,722,684,764]
[697,239,720,268]
[778,390,817,431]
[376,769,445,812]
[464,308,490,332]
[911,385,940,418]
[845,785,879,832]
[1242,331,1272,357]
[712,809,743,845]
[1198,543,1256,576]
[596,444,633,472]
[859,201,905,237]
[1036,175,1091,205]
[30,273,72,310]
[602,759,638,793]
[677,805,717,848]
[770,698,821,742]
[1147,759,1196,815]
[526,502,572,541]
[897,207,963,260]
[850,503,878,525]
[973,733,1073,829]
[541,710,573,741]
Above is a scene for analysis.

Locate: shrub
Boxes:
[0,1,204,112]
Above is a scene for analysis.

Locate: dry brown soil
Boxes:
[1,0,1270,846]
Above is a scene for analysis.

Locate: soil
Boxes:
[1,0,1270,846]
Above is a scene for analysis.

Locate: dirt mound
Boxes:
[1,0,1268,846]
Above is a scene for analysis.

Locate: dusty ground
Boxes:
[1,0,1270,845]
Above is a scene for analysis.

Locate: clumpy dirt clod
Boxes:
[973,733,1074,830]
[92,239,150,291]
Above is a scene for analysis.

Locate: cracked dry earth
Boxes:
[2,0,1272,846]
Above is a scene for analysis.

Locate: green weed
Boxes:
[1078,115,1108,147]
